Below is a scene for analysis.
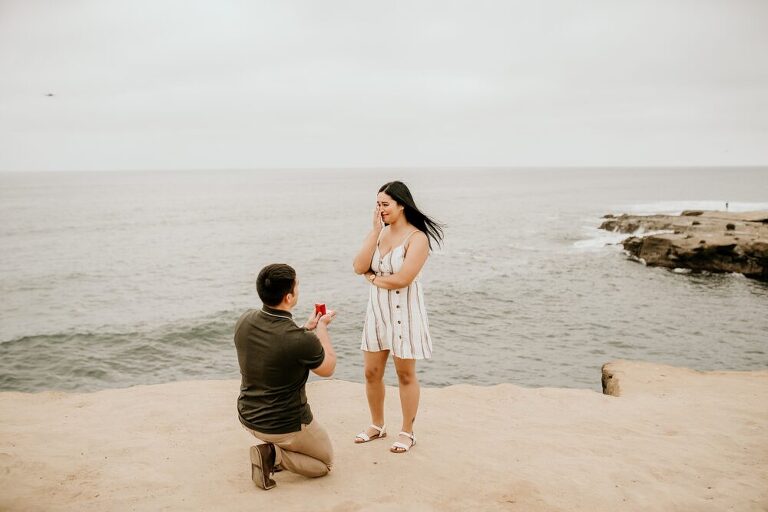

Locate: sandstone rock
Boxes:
[599,214,676,234]
[601,363,620,396]
[600,210,768,281]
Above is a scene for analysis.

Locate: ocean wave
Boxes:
[571,225,676,251]
[572,227,628,250]
[0,312,240,392]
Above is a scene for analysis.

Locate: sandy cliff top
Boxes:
[1,360,767,511]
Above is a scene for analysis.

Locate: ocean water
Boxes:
[1,167,767,392]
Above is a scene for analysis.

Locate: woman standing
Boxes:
[352,181,444,453]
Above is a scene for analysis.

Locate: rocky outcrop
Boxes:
[601,363,621,396]
[600,210,768,281]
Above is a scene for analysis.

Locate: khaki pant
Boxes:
[245,420,333,478]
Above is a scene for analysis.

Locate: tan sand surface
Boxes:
[1,360,766,511]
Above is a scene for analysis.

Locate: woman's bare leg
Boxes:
[393,356,419,450]
[359,350,390,439]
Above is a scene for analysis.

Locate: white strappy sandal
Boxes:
[354,424,387,443]
[390,431,416,453]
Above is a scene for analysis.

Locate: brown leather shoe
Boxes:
[250,444,276,490]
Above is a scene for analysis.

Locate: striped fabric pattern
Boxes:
[360,229,433,360]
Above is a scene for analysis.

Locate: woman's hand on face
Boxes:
[372,205,384,232]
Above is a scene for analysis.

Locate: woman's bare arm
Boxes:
[364,231,429,289]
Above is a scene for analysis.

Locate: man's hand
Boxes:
[311,310,337,378]
[304,311,321,330]
[317,310,337,327]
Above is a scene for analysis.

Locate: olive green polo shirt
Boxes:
[234,305,325,434]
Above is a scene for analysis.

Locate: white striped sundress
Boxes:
[360,228,433,359]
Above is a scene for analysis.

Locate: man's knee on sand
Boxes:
[298,465,331,478]
[277,449,332,478]
[310,462,332,478]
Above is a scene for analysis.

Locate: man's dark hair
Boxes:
[256,264,296,307]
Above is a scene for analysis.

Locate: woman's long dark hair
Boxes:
[379,181,444,250]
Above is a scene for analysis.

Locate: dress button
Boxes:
[397,320,401,324]
[395,291,400,294]
[396,305,400,309]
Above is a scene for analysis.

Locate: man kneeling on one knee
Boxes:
[234,263,337,490]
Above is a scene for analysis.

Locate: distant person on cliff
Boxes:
[234,263,337,490]
[352,180,444,453]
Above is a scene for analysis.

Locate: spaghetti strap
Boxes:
[376,226,387,245]
[402,229,420,247]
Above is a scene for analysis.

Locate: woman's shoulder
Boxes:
[406,226,427,239]
[404,229,428,248]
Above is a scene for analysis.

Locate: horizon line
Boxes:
[1,164,766,173]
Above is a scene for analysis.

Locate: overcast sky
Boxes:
[0,0,766,171]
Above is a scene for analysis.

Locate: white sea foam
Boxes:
[572,227,627,250]
[573,226,675,251]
